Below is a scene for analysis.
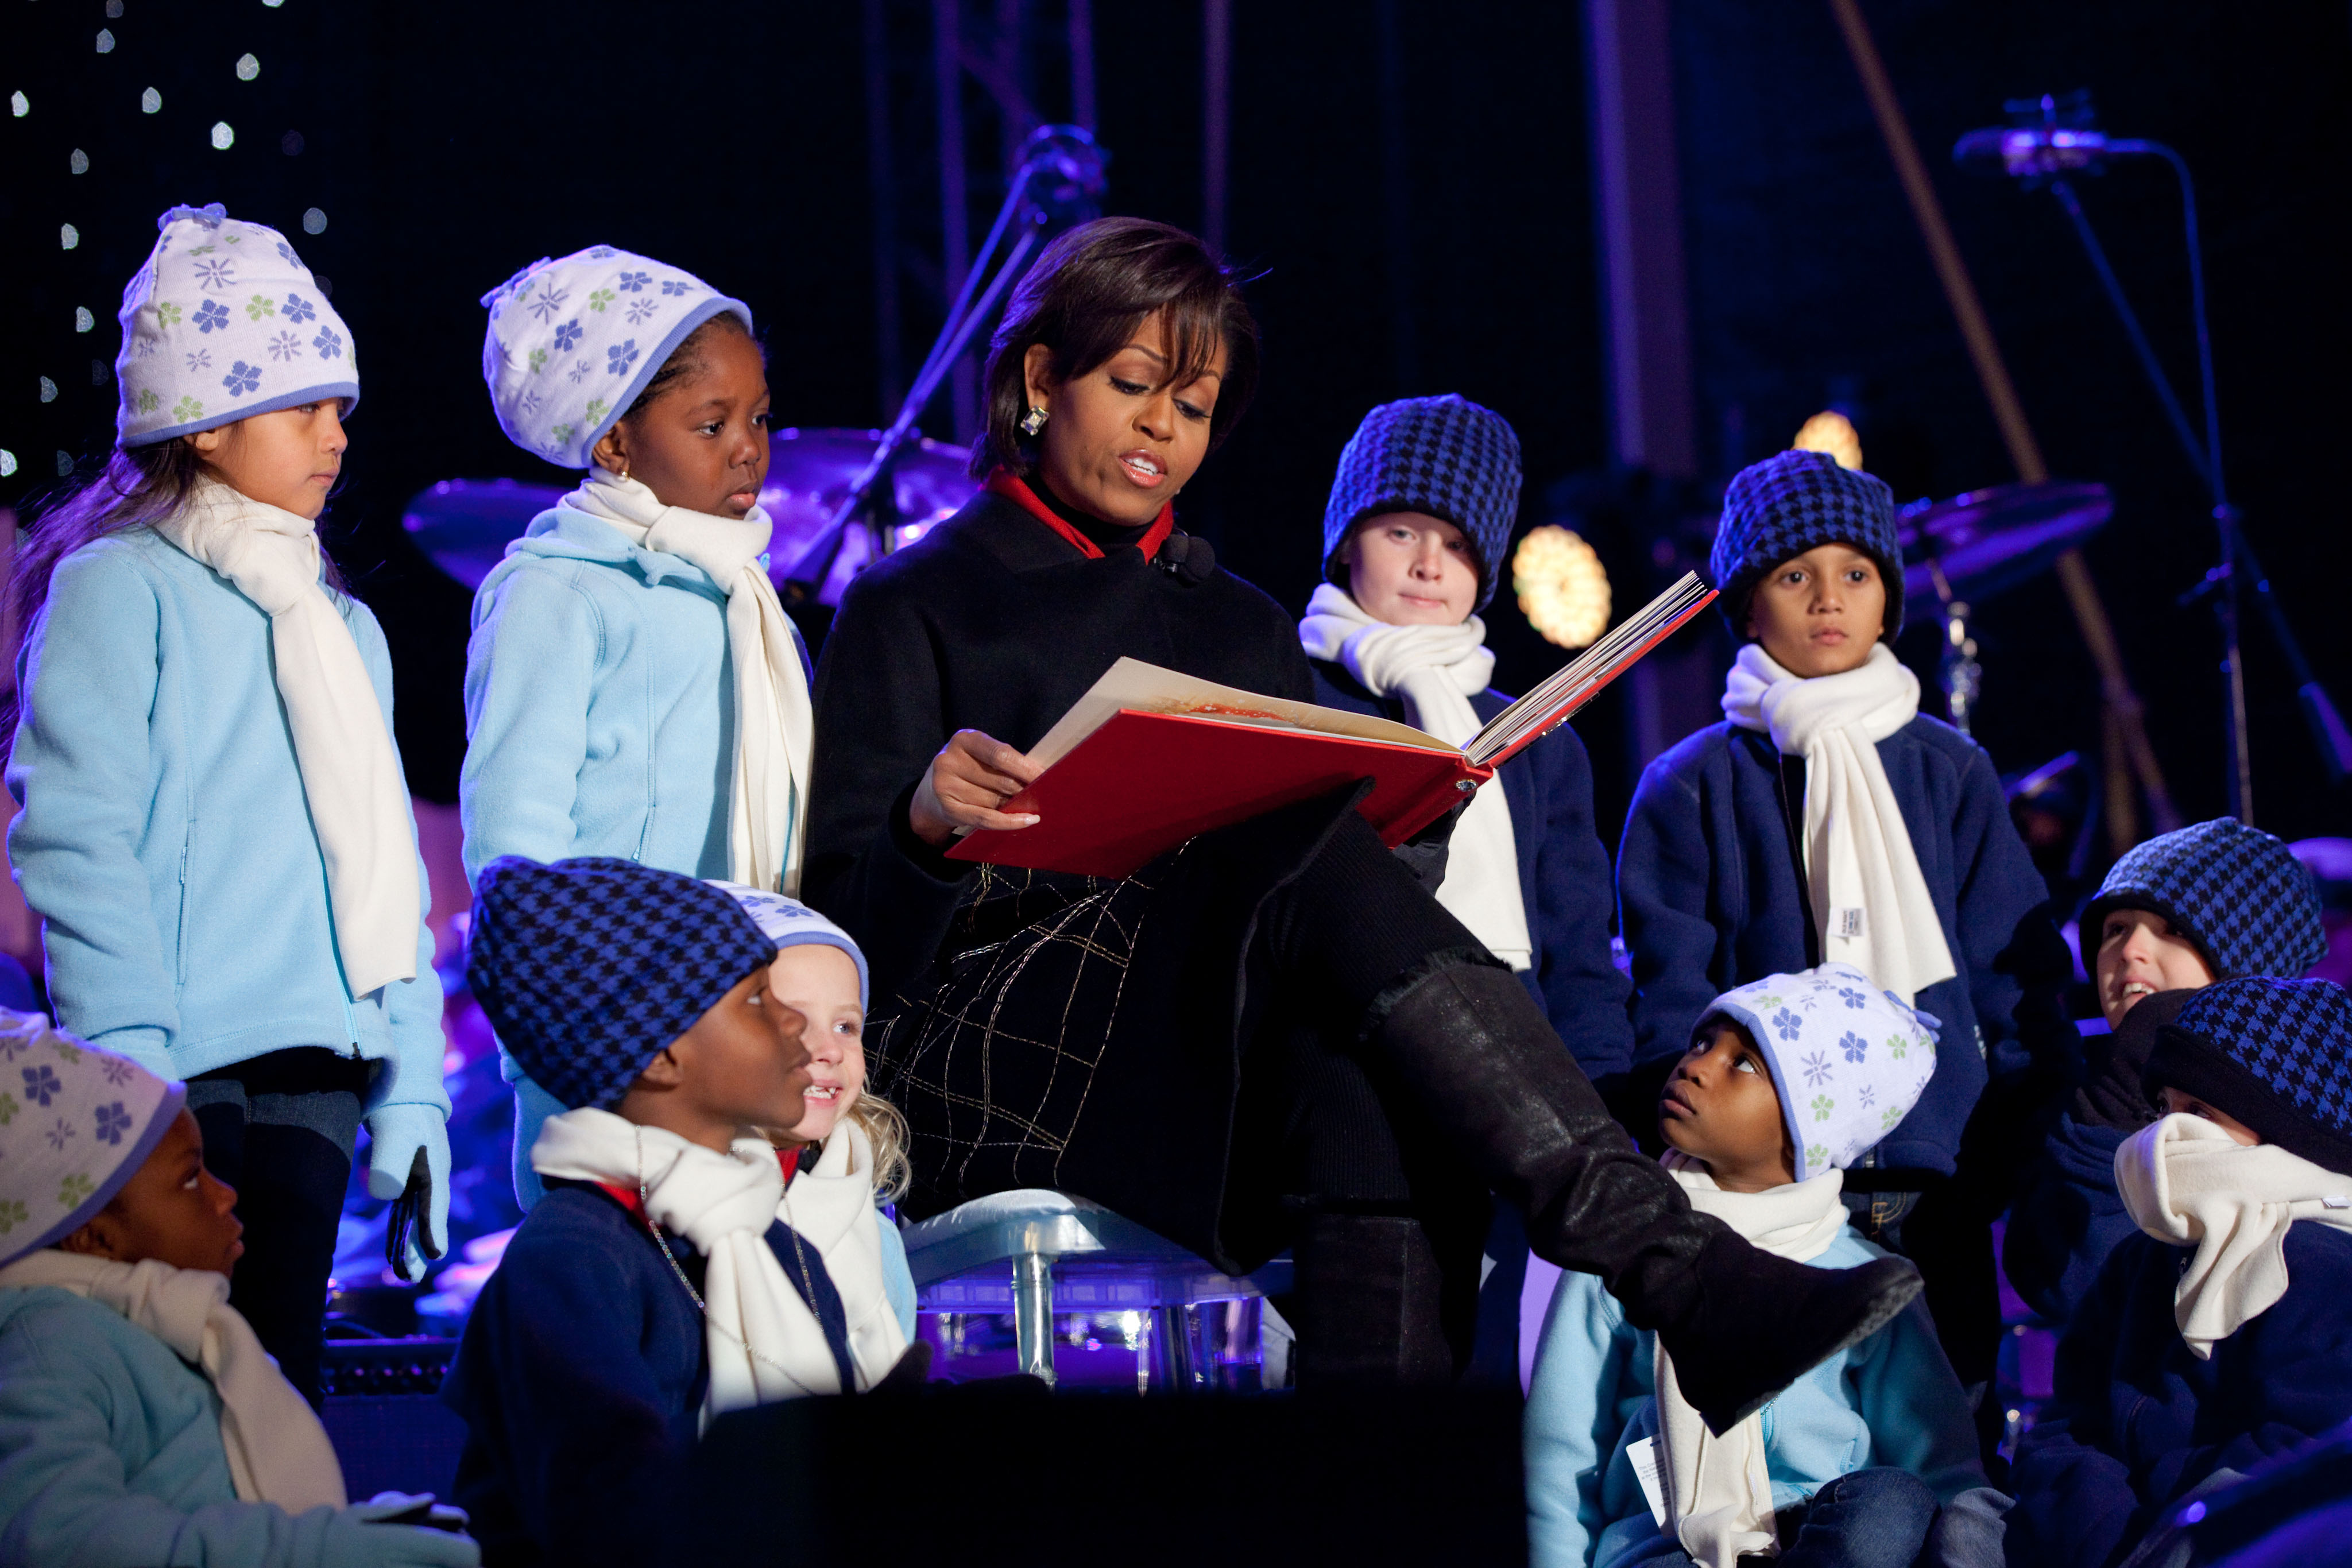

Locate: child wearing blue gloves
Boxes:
[464,246,814,1210]
[6,205,446,1403]
[1526,964,2002,1568]
[0,1011,475,1567]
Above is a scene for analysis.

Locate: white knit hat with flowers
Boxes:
[114,203,359,447]
[479,245,752,470]
[0,1011,184,1268]
[1695,962,1940,1182]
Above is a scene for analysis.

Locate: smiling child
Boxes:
[465,247,815,1208]
[1526,964,1998,1568]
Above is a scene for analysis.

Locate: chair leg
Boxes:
[1011,1250,1056,1386]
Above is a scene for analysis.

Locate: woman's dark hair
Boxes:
[972,216,1260,481]
[3,436,348,740]
[620,311,761,424]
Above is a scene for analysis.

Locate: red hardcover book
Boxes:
[946,572,1716,880]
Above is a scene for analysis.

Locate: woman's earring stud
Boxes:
[1019,405,1049,436]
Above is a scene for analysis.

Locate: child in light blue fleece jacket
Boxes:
[0,1012,474,1568]
[1526,965,2003,1568]
[465,246,814,1206]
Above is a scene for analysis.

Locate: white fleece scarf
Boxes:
[1722,642,1955,1005]
[782,1119,909,1391]
[153,481,419,997]
[1299,583,1532,971]
[2115,1113,2352,1359]
[564,469,813,896]
[0,1249,347,1509]
[532,1109,843,1423]
[1654,1156,1850,1568]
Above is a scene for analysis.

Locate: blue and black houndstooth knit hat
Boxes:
[1322,394,1523,611]
[2146,977,2352,1173]
[2082,818,2326,982]
[1710,448,1905,638]
[467,856,780,1112]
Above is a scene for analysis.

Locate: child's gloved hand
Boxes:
[365,1104,450,1282]
[330,1494,479,1566]
[353,1492,473,1533]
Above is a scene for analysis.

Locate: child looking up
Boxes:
[466,247,814,1209]
[1299,394,1633,1376]
[714,883,919,1383]
[2006,978,2352,1566]
[2005,819,2326,1324]
[0,1012,475,1567]
[1526,965,1997,1568]
[441,858,862,1567]
[7,204,446,1403]
[1618,448,2072,1407]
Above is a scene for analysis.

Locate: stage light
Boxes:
[106,0,122,14]
[264,0,286,7]
[282,130,304,155]
[38,379,57,404]
[141,87,161,114]
[55,453,73,478]
[211,121,235,150]
[96,29,115,53]
[1791,411,1863,471]
[74,308,95,334]
[237,54,261,81]
[1514,525,1613,650]
[10,92,27,118]
[60,225,79,250]
[303,207,327,234]
[69,149,88,174]
[0,452,15,479]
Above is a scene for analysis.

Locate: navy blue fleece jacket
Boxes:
[2006,1225,2352,1566]
[1618,715,2074,1177]
[1309,663,1635,1081]
[440,1183,853,1567]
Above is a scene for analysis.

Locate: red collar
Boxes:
[984,469,1177,563]
[593,1148,802,1229]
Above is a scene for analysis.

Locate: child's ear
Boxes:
[632,1045,688,1092]
[56,1211,126,1263]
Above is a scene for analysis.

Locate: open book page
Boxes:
[1463,572,1716,768]
[1026,656,1460,771]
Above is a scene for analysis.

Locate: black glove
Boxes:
[1392,798,1468,896]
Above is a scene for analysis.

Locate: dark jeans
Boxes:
[187,1048,369,1408]
[1630,1466,1937,1568]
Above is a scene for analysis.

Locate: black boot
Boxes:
[1288,1211,1457,1388]
[1367,960,1922,1433]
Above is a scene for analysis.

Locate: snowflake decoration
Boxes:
[527,284,570,322]
[45,1116,75,1151]
[266,331,304,362]
[1800,1051,1831,1088]
[192,258,236,291]
[184,350,212,373]
[519,388,542,416]
[567,358,592,385]
[1857,1084,1877,1109]
[98,1057,136,1086]
[625,296,659,325]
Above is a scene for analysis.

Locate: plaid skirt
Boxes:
[865,788,1364,1271]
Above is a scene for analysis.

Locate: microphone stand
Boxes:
[783,125,1107,601]
[2042,143,2350,817]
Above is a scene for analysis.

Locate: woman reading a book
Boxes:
[803,215,1915,1418]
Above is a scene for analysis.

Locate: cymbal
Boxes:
[1897,480,2112,621]
[400,429,974,600]
[761,428,970,603]
[401,478,568,590]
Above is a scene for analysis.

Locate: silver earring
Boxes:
[1019,405,1049,436]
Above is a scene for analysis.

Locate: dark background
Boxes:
[7,0,2347,882]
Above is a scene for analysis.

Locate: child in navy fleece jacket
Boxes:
[1618,451,2074,1408]
[2006,978,2352,1567]
[440,860,856,1568]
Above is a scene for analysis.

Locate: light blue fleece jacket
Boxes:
[6,529,442,1117]
[458,504,811,1204]
[0,1284,475,1567]
[1525,1224,1987,1568]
